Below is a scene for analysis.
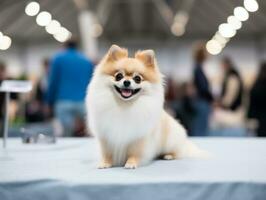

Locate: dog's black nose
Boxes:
[123,80,131,87]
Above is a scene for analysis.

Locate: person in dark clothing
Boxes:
[177,82,196,135]
[191,44,213,136]
[219,57,243,111]
[0,62,7,120]
[0,62,18,137]
[210,57,245,130]
[248,62,266,137]
[0,62,18,115]
[25,59,50,122]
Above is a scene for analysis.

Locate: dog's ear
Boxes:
[107,44,128,62]
[135,50,155,67]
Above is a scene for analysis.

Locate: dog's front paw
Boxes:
[163,154,175,160]
[98,161,112,169]
[124,162,138,169]
[124,157,138,169]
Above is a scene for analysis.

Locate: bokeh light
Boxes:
[36,11,52,26]
[25,1,40,16]
[218,23,236,38]
[90,24,103,38]
[53,27,72,42]
[171,22,185,36]
[0,35,12,50]
[45,20,61,35]
[244,0,259,12]
[227,16,242,30]
[206,39,222,55]
[234,7,249,21]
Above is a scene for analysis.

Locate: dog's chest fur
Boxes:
[90,88,161,143]
[87,79,163,165]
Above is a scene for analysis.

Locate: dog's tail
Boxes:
[179,140,212,159]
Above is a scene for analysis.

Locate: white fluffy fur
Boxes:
[86,56,207,168]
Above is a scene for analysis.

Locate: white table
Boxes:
[0,138,266,200]
[0,80,32,148]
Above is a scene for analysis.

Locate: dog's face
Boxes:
[98,45,162,101]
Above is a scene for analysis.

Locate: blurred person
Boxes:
[25,59,50,122]
[211,57,244,129]
[219,57,243,111]
[248,62,266,137]
[191,44,213,136]
[0,62,19,136]
[164,77,178,115]
[0,62,7,134]
[176,82,196,136]
[36,58,50,103]
[46,39,94,137]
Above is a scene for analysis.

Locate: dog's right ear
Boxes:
[107,45,128,62]
[135,50,155,68]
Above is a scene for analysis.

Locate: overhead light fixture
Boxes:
[174,11,189,24]
[36,11,52,26]
[90,24,103,38]
[171,11,188,37]
[25,2,72,43]
[234,7,249,21]
[227,16,242,30]
[218,23,236,38]
[45,20,61,35]
[213,32,229,46]
[171,22,185,36]
[244,0,259,12]
[53,27,72,42]
[25,1,40,16]
[207,1,259,56]
[206,40,222,55]
[0,35,12,50]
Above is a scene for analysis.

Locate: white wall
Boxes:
[0,39,262,87]
[0,44,26,77]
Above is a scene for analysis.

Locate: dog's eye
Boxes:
[115,73,123,81]
[133,75,142,84]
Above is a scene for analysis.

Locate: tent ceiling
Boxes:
[0,0,266,43]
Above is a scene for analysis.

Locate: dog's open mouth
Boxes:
[114,85,141,99]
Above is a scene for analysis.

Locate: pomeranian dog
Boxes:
[86,45,207,169]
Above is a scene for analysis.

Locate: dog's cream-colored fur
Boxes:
[86,45,207,169]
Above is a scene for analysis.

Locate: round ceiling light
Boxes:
[218,23,236,38]
[227,16,242,30]
[244,0,259,12]
[206,40,222,55]
[25,1,40,16]
[0,35,12,50]
[45,20,61,34]
[234,7,249,21]
[171,22,185,36]
[90,24,103,38]
[36,11,52,26]
[53,27,72,42]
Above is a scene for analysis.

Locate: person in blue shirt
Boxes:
[191,44,213,136]
[46,39,94,136]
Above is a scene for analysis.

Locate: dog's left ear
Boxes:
[107,44,128,62]
[135,50,155,67]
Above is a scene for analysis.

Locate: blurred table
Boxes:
[0,138,266,200]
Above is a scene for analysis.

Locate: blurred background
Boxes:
[0,0,266,139]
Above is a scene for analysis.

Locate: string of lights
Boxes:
[206,0,259,55]
[0,32,12,51]
[25,1,72,43]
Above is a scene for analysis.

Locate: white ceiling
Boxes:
[0,0,266,43]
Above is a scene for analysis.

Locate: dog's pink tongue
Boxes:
[121,89,132,97]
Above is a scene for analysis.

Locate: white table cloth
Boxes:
[0,138,266,200]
